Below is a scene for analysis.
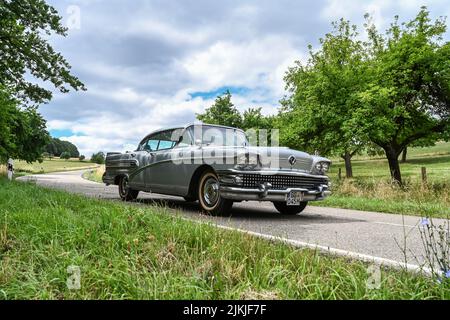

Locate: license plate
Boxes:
[286,191,304,206]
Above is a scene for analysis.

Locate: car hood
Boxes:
[245,146,318,172]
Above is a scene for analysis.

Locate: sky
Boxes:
[41,0,450,157]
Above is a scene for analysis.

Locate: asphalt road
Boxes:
[17,170,448,270]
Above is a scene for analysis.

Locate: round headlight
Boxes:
[315,161,330,173]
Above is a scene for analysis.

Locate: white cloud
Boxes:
[43,0,450,157]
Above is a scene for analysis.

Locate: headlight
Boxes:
[315,161,330,173]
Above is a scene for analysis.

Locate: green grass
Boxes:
[0,178,449,299]
[10,159,99,175]
[314,143,450,217]
[82,166,104,183]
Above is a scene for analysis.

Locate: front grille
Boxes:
[242,174,328,190]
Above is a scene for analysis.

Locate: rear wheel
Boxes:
[273,201,308,215]
[118,176,139,201]
[198,171,233,216]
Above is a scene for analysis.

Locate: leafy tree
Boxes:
[242,107,274,130]
[0,87,50,162]
[353,7,450,184]
[91,152,105,165]
[0,0,86,105]
[281,19,369,177]
[196,91,243,128]
[79,155,85,161]
[242,107,275,146]
[60,151,70,160]
[45,138,79,158]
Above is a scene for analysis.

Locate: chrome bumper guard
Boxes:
[217,170,331,202]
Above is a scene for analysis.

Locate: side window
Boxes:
[175,128,193,148]
[147,139,159,151]
[138,136,159,151]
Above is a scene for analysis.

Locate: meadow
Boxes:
[0,158,98,177]
[0,178,449,299]
[316,142,450,217]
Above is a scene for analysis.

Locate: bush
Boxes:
[90,152,105,164]
[60,152,71,160]
[79,155,86,161]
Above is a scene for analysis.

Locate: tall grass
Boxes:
[1,179,449,299]
[314,178,450,217]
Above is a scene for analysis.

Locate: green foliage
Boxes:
[0,87,49,163]
[242,107,274,130]
[281,19,368,158]
[280,7,450,184]
[0,0,86,105]
[59,151,71,160]
[352,7,450,183]
[79,155,86,161]
[90,152,105,165]
[196,91,243,128]
[45,137,79,158]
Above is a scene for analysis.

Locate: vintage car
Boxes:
[103,123,331,215]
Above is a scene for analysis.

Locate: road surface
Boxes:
[18,170,448,271]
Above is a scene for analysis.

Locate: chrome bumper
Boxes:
[217,169,331,202]
[219,185,331,201]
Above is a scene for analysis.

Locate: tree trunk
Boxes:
[401,147,407,163]
[342,152,353,178]
[385,149,402,185]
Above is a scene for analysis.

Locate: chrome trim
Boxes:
[219,185,331,202]
[217,169,329,179]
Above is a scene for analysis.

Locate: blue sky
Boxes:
[41,0,450,156]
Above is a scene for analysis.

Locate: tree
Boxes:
[0,0,86,105]
[353,7,450,184]
[196,91,243,128]
[0,87,50,163]
[60,151,70,160]
[91,152,105,165]
[281,19,369,177]
[45,138,79,158]
[79,155,85,161]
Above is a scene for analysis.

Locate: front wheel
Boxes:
[118,176,139,201]
[273,201,308,215]
[198,171,233,216]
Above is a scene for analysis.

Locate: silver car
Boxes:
[103,123,331,215]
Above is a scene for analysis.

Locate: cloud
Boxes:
[41,0,449,157]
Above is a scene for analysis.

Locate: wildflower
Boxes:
[445,270,450,279]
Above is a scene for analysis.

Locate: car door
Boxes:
[145,128,191,195]
[127,138,154,190]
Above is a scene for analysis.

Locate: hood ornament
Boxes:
[288,155,297,166]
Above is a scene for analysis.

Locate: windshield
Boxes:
[189,125,248,147]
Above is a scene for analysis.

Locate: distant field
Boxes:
[317,143,449,217]
[4,159,99,175]
[339,141,450,162]
[329,155,450,183]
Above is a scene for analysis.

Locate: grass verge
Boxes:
[82,166,104,183]
[0,178,449,299]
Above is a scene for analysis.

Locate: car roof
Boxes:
[139,123,245,144]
